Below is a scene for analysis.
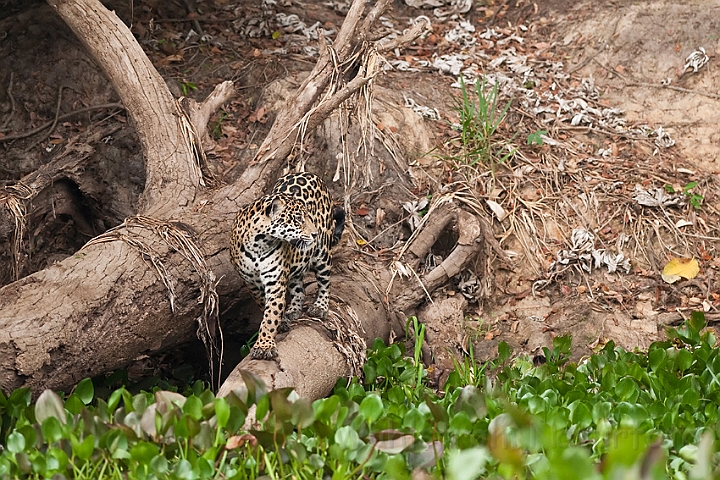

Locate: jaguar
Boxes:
[230,172,345,359]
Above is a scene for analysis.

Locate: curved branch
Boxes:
[47,0,203,212]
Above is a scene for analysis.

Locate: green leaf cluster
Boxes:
[452,77,516,172]
[1,315,720,479]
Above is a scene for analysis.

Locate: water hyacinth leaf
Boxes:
[183,395,203,420]
[130,441,160,464]
[359,394,383,424]
[568,401,592,429]
[408,440,443,469]
[174,415,201,439]
[374,434,415,454]
[268,388,294,422]
[551,447,598,480]
[48,447,69,470]
[9,387,31,409]
[72,434,95,460]
[291,396,315,429]
[6,431,26,454]
[648,347,666,372]
[456,385,486,421]
[15,452,31,474]
[383,454,411,480]
[677,349,694,371]
[239,370,268,403]
[30,455,46,475]
[197,457,215,478]
[335,425,362,450]
[615,377,638,402]
[155,391,186,414]
[73,378,94,405]
[106,388,124,413]
[193,422,215,451]
[41,416,64,443]
[446,447,490,480]
[402,407,427,432]
[225,386,249,410]
[449,411,473,435]
[140,404,158,437]
[313,396,340,423]
[255,394,270,422]
[173,459,194,479]
[592,401,612,423]
[35,390,66,425]
[150,455,169,475]
[132,394,147,414]
[424,393,449,424]
[64,394,85,415]
[214,397,230,429]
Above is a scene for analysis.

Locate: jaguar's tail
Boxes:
[331,206,346,247]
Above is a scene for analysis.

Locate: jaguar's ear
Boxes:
[266,197,285,217]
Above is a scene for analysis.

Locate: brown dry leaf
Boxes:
[661,257,699,284]
[248,107,267,123]
[226,433,257,449]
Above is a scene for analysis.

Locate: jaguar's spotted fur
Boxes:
[230,172,345,359]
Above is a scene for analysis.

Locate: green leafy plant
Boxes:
[453,77,516,172]
[211,109,229,139]
[527,129,547,145]
[664,181,704,209]
[179,80,198,96]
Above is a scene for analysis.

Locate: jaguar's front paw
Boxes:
[278,318,291,333]
[250,342,278,360]
[307,305,328,319]
[283,307,302,322]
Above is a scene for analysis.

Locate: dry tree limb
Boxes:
[47,0,235,212]
[395,206,484,312]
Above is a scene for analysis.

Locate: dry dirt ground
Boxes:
[0,0,719,384]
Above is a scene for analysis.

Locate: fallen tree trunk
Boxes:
[0,0,444,397]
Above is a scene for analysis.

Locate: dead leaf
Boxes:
[661,257,699,284]
[248,107,267,123]
[226,434,257,449]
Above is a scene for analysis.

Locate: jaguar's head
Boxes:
[266,194,317,248]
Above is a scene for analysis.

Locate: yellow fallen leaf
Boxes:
[661,257,699,284]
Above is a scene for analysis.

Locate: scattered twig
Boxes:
[1,72,15,131]
[591,57,720,100]
[28,86,64,151]
[625,81,720,101]
[0,102,125,142]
